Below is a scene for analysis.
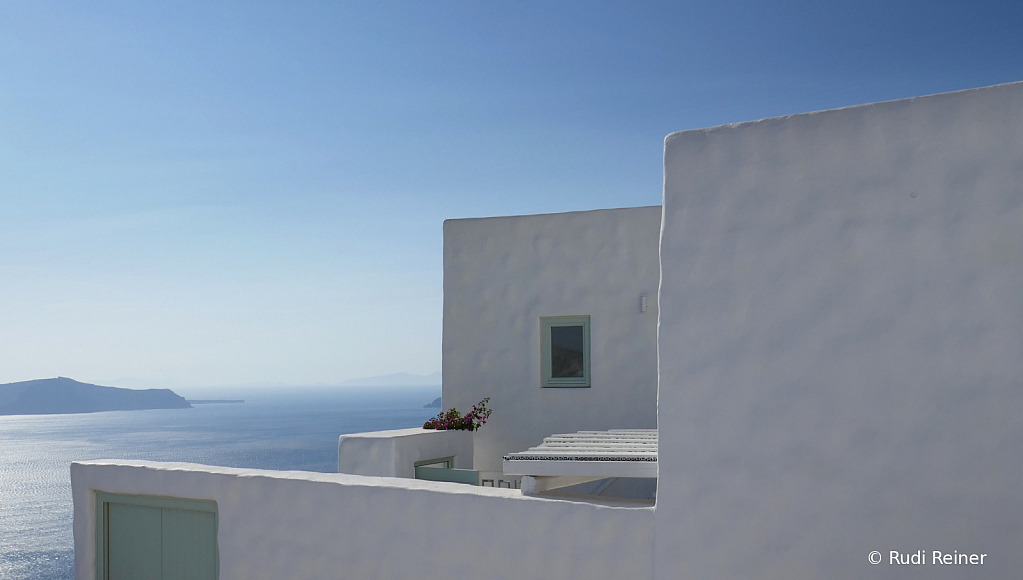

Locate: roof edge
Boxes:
[664,79,1023,148]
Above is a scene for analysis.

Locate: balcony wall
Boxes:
[72,460,653,580]
[337,427,473,477]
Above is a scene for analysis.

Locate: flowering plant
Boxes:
[423,397,491,431]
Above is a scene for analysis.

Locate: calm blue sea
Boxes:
[0,385,440,580]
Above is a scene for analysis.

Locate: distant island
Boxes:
[0,377,192,416]
[425,397,442,408]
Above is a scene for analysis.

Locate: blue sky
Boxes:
[1,1,1021,387]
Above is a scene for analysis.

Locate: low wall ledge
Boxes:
[73,460,652,509]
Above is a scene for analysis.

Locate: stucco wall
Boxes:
[338,428,473,477]
[655,81,1023,579]
[443,206,661,472]
[72,460,653,580]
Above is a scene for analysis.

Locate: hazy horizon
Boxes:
[0,371,443,391]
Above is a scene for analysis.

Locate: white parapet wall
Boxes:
[443,206,661,472]
[655,81,1023,579]
[338,427,473,477]
[72,460,653,580]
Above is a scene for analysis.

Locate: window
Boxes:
[541,315,590,387]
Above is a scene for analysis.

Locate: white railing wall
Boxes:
[72,460,653,580]
[338,427,473,478]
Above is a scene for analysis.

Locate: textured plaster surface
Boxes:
[338,428,473,477]
[72,460,652,580]
[655,81,1023,579]
[443,206,661,471]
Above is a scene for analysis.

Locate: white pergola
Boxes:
[503,429,657,494]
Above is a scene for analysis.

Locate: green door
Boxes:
[98,493,218,580]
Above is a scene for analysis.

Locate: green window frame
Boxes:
[541,315,591,388]
[95,492,219,580]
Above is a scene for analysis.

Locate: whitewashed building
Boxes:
[73,80,1023,579]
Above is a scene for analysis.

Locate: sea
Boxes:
[0,385,441,580]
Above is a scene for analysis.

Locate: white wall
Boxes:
[72,460,653,580]
[443,207,661,471]
[338,427,473,477]
[655,81,1023,579]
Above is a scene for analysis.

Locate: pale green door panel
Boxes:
[97,493,218,580]
[162,509,217,580]
[106,503,162,580]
